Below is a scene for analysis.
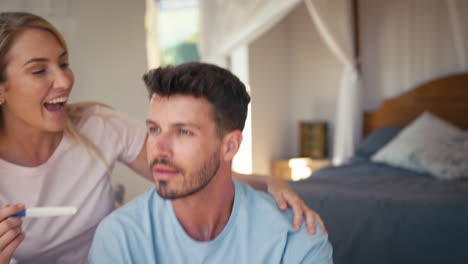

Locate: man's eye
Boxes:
[179,129,191,135]
[148,127,160,133]
[60,63,69,69]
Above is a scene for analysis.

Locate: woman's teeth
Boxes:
[46,96,67,104]
[44,96,68,112]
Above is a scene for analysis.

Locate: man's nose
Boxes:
[149,132,173,160]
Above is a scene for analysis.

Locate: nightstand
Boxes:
[271,158,332,181]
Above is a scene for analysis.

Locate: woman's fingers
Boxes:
[0,225,23,250]
[290,199,305,231]
[0,204,24,222]
[0,204,25,264]
[0,218,22,241]
[0,231,24,264]
[304,207,328,235]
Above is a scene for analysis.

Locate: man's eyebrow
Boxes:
[146,119,156,125]
[23,51,68,66]
[173,122,201,130]
[145,120,201,130]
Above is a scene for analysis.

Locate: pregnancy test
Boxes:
[12,206,77,218]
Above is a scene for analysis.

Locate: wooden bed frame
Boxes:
[363,72,468,136]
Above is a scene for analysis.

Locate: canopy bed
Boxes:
[290,72,468,264]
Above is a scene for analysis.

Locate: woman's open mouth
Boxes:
[44,96,67,112]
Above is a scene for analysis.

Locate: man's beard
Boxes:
[151,150,221,200]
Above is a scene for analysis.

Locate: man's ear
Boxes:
[221,130,243,161]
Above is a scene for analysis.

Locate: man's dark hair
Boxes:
[143,62,251,136]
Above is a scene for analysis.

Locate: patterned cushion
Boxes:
[372,112,462,173]
[412,132,468,180]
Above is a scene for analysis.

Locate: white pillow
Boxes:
[372,112,462,173]
[412,132,468,180]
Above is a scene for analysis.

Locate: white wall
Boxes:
[249,15,291,174]
[0,0,153,202]
[249,3,341,175]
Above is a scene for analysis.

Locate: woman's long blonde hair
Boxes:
[0,12,109,168]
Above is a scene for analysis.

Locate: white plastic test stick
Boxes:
[15,206,77,218]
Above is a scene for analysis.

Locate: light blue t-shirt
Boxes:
[89,180,333,263]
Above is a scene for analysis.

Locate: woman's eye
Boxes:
[32,69,46,75]
[60,63,69,69]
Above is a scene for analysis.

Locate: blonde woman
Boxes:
[0,12,325,264]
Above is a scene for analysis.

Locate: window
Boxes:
[146,0,200,68]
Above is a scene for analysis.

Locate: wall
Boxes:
[0,0,153,202]
[249,3,341,175]
[249,15,291,174]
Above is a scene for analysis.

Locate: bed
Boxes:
[289,72,468,264]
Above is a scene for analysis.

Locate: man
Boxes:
[89,62,333,263]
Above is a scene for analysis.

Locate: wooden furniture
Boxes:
[363,72,468,137]
[271,158,331,181]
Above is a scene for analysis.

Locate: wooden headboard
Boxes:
[364,72,468,137]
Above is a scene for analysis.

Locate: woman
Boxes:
[0,12,325,264]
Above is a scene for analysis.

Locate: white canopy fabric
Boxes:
[304,0,361,165]
[198,0,302,67]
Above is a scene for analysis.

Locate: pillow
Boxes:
[355,127,401,159]
[372,112,462,173]
[412,132,468,180]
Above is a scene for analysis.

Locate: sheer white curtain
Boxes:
[198,0,301,67]
[304,0,361,165]
[360,0,468,110]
